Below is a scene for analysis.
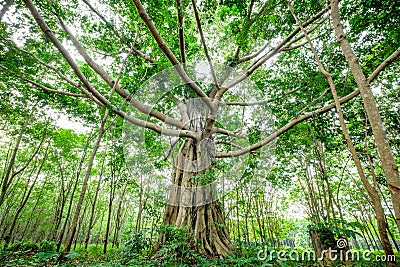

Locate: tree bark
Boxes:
[103,168,116,254]
[84,148,106,250]
[289,4,397,265]
[59,110,110,261]
[0,115,30,207]
[331,0,400,235]
[155,139,233,258]
[4,141,48,247]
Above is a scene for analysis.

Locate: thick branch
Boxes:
[131,0,215,112]
[176,0,186,66]
[369,47,400,79]
[282,16,329,49]
[215,45,400,157]
[238,41,271,64]
[191,0,219,88]
[219,5,330,96]
[23,0,108,107]
[56,14,188,130]
[21,0,198,139]
[115,108,199,138]
[0,0,13,21]
[280,38,315,51]
[216,91,358,157]
[0,64,86,98]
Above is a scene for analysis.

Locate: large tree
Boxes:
[1,0,399,259]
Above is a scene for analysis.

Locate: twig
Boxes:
[56,13,188,130]
[219,5,330,97]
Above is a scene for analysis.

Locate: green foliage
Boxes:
[38,240,56,252]
[309,221,361,241]
[120,230,151,263]
[1,240,399,266]
[190,172,215,185]
[6,241,39,252]
[35,251,59,259]
[248,124,262,145]
[65,251,82,259]
[154,225,198,264]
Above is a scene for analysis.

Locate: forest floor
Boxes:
[1,241,398,267]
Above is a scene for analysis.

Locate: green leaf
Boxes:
[35,251,59,259]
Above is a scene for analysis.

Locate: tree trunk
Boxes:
[309,228,337,266]
[0,115,30,207]
[84,149,106,250]
[135,186,144,232]
[74,202,88,251]
[56,170,79,252]
[292,4,397,264]
[156,139,233,258]
[331,0,400,235]
[4,142,48,247]
[60,109,109,261]
[112,184,127,248]
[20,168,50,241]
[103,177,115,254]
[235,187,241,250]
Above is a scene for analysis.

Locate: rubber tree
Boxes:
[289,4,397,265]
[330,0,400,234]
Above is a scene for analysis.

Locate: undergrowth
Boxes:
[0,227,398,267]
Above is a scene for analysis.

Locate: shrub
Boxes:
[153,225,199,265]
[38,240,56,252]
[7,241,39,252]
